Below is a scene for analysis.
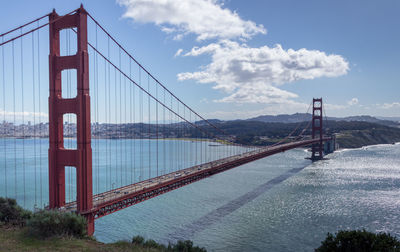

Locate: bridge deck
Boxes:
[62,138,329,218]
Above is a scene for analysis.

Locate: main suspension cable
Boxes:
[86,13,241,142]
[0,9,78,47]
[0,12,50,38]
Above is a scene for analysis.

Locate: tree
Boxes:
[316,229,400,252]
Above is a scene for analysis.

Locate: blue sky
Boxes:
[1,0,399,120]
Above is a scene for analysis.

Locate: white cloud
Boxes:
[347,97,359,106]
[117,0,266,41]
[380,102,400,109]
[0,110,48,123]
[117,0,350,109]
[183,43,221,56]
[174,48,183,57]
[216,84,298,104]
[324,103,347,110]
[177,41,349,103]
[204,101,309,120]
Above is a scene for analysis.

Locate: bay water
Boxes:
[0,139,399,251]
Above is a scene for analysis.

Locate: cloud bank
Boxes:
[178,41,349,103]
[117,0,266,41]
[118,0,349,107]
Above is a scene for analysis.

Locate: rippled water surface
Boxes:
[93,143,400,251]
[1,139,399,251]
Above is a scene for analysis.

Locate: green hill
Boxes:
[0,225,160,252]
[205,120,400,148]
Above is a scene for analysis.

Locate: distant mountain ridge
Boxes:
[376,116,400,122]
[247,113,311,123]
[246,113,399,127]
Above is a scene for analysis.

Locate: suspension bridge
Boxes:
[0,6,335,235]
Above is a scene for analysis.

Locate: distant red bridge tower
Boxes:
[311,98,324,160]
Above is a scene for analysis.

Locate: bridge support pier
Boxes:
[311,98,323,161]
[48,5,94,235]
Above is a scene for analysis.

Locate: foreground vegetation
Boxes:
[0,227,206,252]
[0,197,206,251]
[2,198,400,251]
[316,229,400,252]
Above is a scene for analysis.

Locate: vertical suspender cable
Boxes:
[170,94,173,173]
[181,103,184,169]
[156,80,158,177]
[139,67,143,181]
[93,25,97,194]
[177,101,180,171]
[191,111,193,167]
[133,60,136,185]
[163,88,166,175]
[12,40,17,200]
[37,22,42,207]
[129,58,133,185]
[189,111,191,166]
[123,64,128,185]
[199,116,202,165]
[111,66,118,189]
[2,36,6,198]
[134,59,136,188]
[180,103,183,167]
[95,24,99,194]
[114,67,118,189]
[103,53,107,195]
[91,37,95,194]
[174,97,176,172]
[118,47,122,186]
[123,58,127,186]
[107,37,111,191]
[107,45,111,193]
[20,29,26,207]
[91,33,95,194]
[116,49,122,186]
[182,104,184,169]
[183,107,186,169]
[148,74,150,179]
[32,31,37,207]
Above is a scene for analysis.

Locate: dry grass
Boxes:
[0,225,160,252]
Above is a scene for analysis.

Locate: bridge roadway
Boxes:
[62,138,330,219]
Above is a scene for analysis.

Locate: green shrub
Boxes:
[132,235,145,246]
[0,197,31,226]
[131,235,206,252]
[27,210,87,238]
[316,229,400,252]
[172,240,206,252]
[143,238,164,249]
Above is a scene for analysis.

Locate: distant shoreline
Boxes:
[0,136,224,143]
[1,137,399,150]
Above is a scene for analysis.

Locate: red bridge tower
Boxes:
[311,98,323,160]
[48,6,94,235]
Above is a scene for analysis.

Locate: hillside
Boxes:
[0,226,160,252]
[247,113,311,123]
[90,120,400,149]
[246,113,400,127]
[204,120,400,148]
